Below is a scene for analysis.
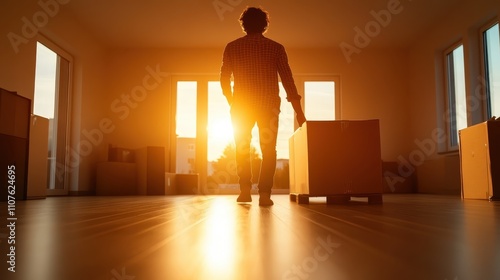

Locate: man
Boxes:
[220,7,306,206]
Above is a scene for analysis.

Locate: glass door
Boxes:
[34,39,72,195]
[175,81,198,174]
[172,76,339,194]
[206,81,236,193]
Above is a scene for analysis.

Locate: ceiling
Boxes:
[65,0,462,49]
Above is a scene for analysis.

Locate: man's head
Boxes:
[239,7,269,34]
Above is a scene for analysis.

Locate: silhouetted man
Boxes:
[220,7,306,206]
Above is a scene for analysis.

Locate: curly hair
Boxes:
[239,7,269,34]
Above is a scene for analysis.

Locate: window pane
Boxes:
[304,81,336,120]
[176,81,197,137]
[34,42,57,119]
[484,23,500,118]
[176,81,197,174]
[207,82,235,190]
[277,82,294,160]
[446,45,467,147]
[34,41,72,191]
[207,82,233,162]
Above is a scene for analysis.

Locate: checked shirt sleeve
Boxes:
[277,45,301,102]
[220,44,233,98]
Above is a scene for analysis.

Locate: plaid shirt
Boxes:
[220,33,302,112]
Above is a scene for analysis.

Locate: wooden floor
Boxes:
[1,194,500,280]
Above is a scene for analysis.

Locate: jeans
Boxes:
[231,106,280,194]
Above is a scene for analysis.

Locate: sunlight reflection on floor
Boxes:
[201,198,237,278]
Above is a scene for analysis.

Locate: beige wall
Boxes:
[408,0,500,194]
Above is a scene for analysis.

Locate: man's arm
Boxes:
[291,99,306,127]
[220,45,233,106]
[277,45,306,127]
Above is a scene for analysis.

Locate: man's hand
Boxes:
[224,94,233,106]
[296,112,306,127]
[291,99,306,127]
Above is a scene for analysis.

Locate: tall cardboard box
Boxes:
[459,120,500,200]
[96,162,137,195]
[289,120,383,197]
[135,146,166,195]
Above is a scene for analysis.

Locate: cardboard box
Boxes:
[177,173,199,194]
[289,120,383,196]
[135,146,165,195]
[108,145,135,163]
[165,173,177,195]
[459,120,500,200]
[96,162,137,195]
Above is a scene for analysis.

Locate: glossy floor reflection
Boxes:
[1,194,500,280]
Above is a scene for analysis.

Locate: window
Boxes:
[34,38,72,195]
[34,43,57,119]
[172,76,341,193]
[297,77,341,122]
[482,23,500,118]
[304,81,336,120]
[175,81,197,174]
[445,44,467,148]
[276,82,294,160]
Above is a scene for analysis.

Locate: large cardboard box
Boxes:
[459,120,500,200]
[135,146,166,195]
[96,162,137,195]
[289,120,383,196]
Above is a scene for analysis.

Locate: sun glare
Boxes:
[207,120,234,142]
[207,119,234,162]
[202,199,236,276]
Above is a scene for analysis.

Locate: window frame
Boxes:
[35,34,74,196]
[169,75,341,193]
[296,75,341,125]
[480,20,500,119]
[443,42,468,151]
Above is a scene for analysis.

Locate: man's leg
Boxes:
[231,109,255,202]
[256,109,279,206]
